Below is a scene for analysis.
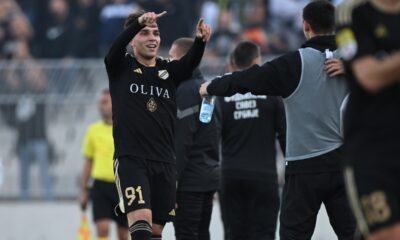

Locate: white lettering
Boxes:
[140,84,148,94]
[235,100,257,110]
[224,93,267,102]
[163,89,170,99]
[150,85,154,96]
[233,109,259,120]
[156,87,162,97]
[129,84,170,99]
[130,83,139,93]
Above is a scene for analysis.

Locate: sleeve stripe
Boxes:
[336,0,368,26]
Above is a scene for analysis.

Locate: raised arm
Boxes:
[104,11,167,75]
[169,19,211,85]
[199,51,301,98]
[104,20,143,75]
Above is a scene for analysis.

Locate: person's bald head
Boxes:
[168,37,194,60]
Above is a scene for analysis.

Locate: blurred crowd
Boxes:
[0,0,344,200]
[0,0,347,61]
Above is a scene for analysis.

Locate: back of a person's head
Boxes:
[172,37,194,58]
[233,41,260,70]
[303,0,335,34]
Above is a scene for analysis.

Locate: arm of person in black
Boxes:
[274,97,286,155]
[104,19,144,76]
[206,51,301,98]
[168,37,206,86]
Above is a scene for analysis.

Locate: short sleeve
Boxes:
[336,2,376,62]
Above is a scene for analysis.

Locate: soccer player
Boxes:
[336,1,400,239]
[200,1,356,239]
[168,37,220,240]
[79,89,128,240]
[215,41,286,240]
[104,11,211,240]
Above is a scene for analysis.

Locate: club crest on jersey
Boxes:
[374,24,388,39]
[147,97,157,112]
[158,70,169,80]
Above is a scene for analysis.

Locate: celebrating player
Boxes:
[104,11,211,240]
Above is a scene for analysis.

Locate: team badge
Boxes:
[158,70,169,80]
[336,28,358,61]
[374,24,388,39]
[147,97,157,112]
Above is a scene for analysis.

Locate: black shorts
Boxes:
[114,156,177,224]
[344,155,400,237]
[90,179,128,227]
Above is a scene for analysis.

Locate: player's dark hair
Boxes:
[172,38,194,57]
[233,41,260,70]
[303,0,335,34]
[124,10,146,28]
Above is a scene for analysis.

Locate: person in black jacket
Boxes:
[104,11,211,240]
[215,41,286,240]
[200,1,356,240]
[169,37,219,240]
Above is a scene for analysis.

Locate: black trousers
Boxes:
[221,176,280,240]
[279,171,356,240]
[174,190,216,240]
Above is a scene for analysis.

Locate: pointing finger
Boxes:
[156,11,167,18]
[197,18,204,28]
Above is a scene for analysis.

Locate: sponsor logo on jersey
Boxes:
[129,83,170,99]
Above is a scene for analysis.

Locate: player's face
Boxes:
[370,0,400,13]
[168,44,181,60]
[99,92,112,120]
[380,0,400,5]
[131,24,161,60]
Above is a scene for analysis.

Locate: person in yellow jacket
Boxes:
[79,89,128,240]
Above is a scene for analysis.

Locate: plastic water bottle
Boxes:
[199,96,215,123]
